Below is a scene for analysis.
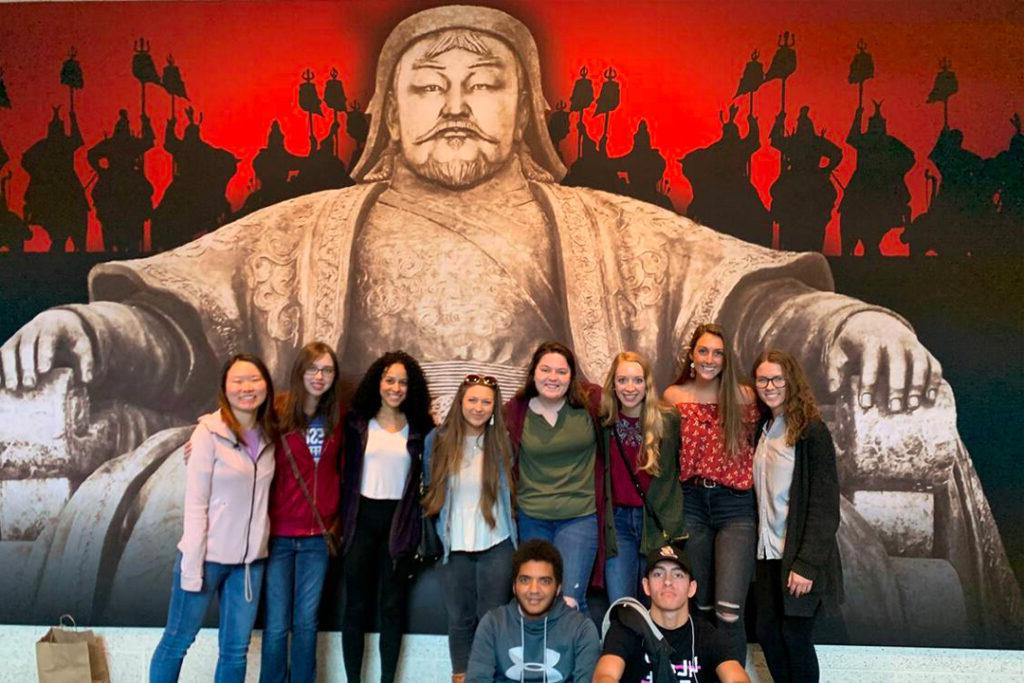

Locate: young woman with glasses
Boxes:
[150,354,278,683]
[599,351,687,602]
[662,323,758,660]
[422,374,516,683]
[339,351,434,683]
[260,342,342,683]
[751,350,841,683]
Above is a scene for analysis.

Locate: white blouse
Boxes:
[448,435,511,552]
[754,416,796,560]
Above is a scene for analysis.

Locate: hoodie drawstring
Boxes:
[542,615,548,683]
[244,563,254,603]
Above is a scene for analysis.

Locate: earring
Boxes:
[489,414,495,426]
[689,361,695,378]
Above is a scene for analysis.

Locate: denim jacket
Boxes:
[422,428,517,564]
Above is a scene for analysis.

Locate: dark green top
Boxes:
[517,403,597,519]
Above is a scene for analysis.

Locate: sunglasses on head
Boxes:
[463,374,498,387]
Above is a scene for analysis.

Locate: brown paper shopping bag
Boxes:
[36,615,110,683]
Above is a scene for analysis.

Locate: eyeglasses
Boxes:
[463,374,498,387]
[304,365,336,378]
[755,376,787,389]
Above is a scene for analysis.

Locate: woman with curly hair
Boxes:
[599,351,687,602]
[339,351,434,683]
[504,341,606,616]
[423,374,516,683]
[663,323,757,656]
[260,342,342,683]
[751,350,841,683]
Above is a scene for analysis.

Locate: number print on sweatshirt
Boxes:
[306,423,325,464]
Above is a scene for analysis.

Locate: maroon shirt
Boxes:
[609,415,652,507]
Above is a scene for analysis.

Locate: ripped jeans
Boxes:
[683,482,756,662]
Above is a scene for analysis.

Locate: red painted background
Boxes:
[0,0,1021,255]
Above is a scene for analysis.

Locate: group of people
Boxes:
[147,323,842,683]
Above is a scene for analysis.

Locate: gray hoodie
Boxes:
[466,597,600,683]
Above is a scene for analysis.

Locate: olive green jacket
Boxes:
[603,409,687,558]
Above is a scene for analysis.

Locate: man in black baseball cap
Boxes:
[594,544,750,682]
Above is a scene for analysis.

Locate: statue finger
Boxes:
[885,347,908,414]
[926,356,943,404]
[0,335,15,389]
[17,325,41,388]
[906,347,930,410]
[35,325,58,376]
[70,332,95,385]
[856,345,880,409]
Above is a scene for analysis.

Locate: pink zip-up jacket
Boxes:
[178,410,275,591]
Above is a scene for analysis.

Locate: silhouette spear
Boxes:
[0,68,10,109]
[60,48,84,115]
[765,31,797,116]
[132,38,160,116]
[298,68,323,151]
[848,39,874,109]
[735,49,765,115]
[161,54,189,120]
[927,57,958,130]
[323,67,347,157]
[594,67,620,148]
[570,66,595,158]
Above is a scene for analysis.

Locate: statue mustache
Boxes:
[414,117,499,145]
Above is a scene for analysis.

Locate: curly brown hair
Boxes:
[751,349,821,446]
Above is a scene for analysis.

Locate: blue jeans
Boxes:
[259,535,330,683]
[517,511,598,615]
[605,506,646,603]
[683,483,756,662]
[149,554,265,683]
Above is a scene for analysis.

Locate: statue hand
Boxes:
[825,311,942,413]
[0,310,96,391]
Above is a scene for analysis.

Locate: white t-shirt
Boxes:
[360,418,411,500]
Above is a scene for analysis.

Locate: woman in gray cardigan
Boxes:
[751,349,842,683]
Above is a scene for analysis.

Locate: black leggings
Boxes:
[754,559,820,683]
[342,497,407,683]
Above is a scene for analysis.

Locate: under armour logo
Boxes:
[505,645,563,682]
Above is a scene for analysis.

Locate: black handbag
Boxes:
[415,476,443,565]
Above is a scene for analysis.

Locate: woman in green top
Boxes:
[599,350,686,602]
[504,341,609,616]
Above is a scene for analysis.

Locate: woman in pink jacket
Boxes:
[150,354,278,683]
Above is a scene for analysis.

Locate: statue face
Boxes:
[389,33,522,187]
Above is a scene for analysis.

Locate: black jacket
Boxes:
[756,417,843,616]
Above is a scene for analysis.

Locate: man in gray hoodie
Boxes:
[467,539,600,682]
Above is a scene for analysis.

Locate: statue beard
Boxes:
[405,149,508,189]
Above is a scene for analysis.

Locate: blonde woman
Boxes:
[600,351,686,602]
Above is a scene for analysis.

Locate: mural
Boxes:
[0,1,1020,649]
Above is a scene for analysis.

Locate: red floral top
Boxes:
[676,402,758,490]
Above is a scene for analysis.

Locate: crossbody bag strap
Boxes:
[281,436,333,539]
[612,424,670,541]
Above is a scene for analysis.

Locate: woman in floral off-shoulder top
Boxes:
[663,322,758,664]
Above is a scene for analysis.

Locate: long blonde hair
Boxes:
[673,323,751,457]
[600,352,669,477]
[422,378,515,528]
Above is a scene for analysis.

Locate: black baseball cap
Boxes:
[646,544,692,577]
